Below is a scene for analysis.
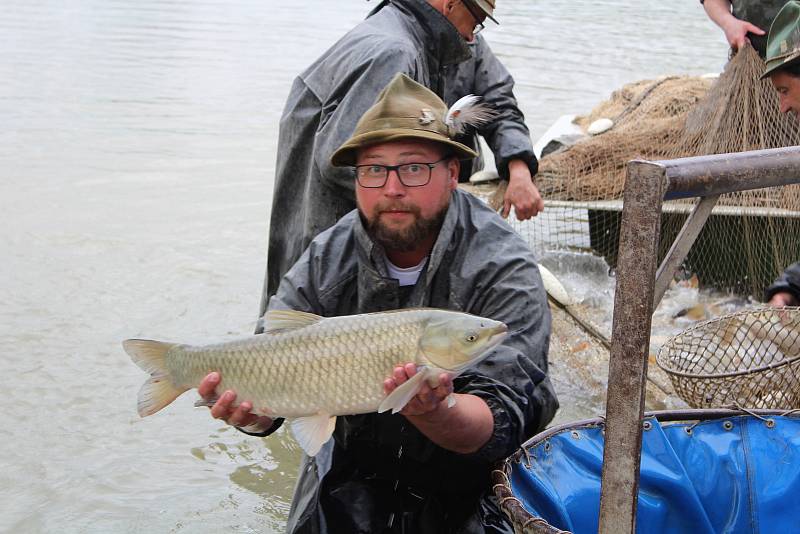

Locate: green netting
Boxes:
[512,44,800,298]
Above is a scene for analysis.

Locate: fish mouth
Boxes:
[488,323,508,343]
[492,323,508,335]
[452,323,509,372]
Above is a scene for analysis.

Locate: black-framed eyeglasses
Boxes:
[354,157,450,188]
[461,0,485,35]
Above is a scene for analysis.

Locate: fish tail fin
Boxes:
[123,339,187,417]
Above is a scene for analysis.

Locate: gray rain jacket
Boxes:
[262,189,557,533]
[765,261,800,303]
[261,0,538,316]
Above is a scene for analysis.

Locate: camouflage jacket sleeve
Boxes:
[765,261,800,303]
[447,35,538,179]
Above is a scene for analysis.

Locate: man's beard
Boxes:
[360,201,448,253]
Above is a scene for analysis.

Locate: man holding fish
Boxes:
[199,74,557,532]
[262,0,545,326]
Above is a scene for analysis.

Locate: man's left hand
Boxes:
[502,159,544,220]
[383,363,454,417]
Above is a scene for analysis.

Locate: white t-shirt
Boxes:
[385,256,427,287]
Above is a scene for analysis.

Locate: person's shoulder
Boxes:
[784,260,800,279]
[344,22,420,64]
[300,17,419,91]
[327,8,420,59]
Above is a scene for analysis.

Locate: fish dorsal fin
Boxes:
[378,366,430,415]
[262,310,324,334]
[290,414,337,457]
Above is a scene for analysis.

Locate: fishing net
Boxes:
[656,307,800,409]
[509,44,800,298]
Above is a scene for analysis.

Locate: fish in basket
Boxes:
[655,307,800,409]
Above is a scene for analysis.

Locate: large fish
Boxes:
[123,308,508,456]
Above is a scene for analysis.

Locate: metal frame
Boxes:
[598,146,800,534]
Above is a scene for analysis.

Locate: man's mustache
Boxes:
[374,201,420,215]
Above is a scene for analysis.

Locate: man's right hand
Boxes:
[703,0,765,51]
[199,372,273,431]
[722,18,765,50]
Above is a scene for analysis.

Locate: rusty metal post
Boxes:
[598,160,667,534]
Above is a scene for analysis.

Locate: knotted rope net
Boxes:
[511,44,800,297]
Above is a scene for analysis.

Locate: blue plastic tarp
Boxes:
[509,414,800,533]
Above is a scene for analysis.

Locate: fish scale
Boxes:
[167,313,420,417]
[124,307,508,456]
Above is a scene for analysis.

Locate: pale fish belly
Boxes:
[166,312,425,418]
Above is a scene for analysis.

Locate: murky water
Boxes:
[0,1,729,532]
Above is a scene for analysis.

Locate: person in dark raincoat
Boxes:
[766,262,800,305]
[260,0,543,320]
[200,74,558,533]
[702,0,790,56]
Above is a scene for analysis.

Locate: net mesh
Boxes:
[656,307,800,409]
[512,44,800,297]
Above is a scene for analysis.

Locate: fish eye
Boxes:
[465,331,479,343]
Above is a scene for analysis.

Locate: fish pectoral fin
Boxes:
[378,368,428,415]
[290,414,337,457]
[261,309,324,334]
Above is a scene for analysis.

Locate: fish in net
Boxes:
[656,307,800,409]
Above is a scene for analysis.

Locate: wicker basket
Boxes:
[655,307,800,408]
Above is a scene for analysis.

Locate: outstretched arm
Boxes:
[702,0,765,50]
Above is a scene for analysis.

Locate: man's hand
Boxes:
[383,363,454,417]
[383,363,493,454]
[502,159,544,220]
[769,291,797,307]
[721,18,765,50]
[198,372,273,431]
[702,0,765,51]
